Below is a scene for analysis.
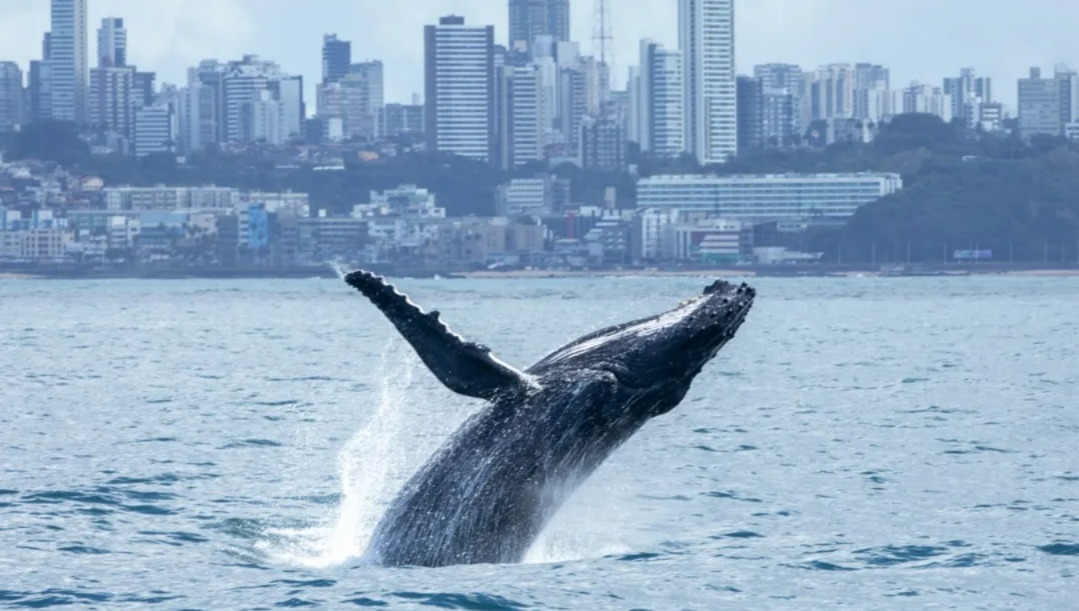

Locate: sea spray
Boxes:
[266,339,420,568]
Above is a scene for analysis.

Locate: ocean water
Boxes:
[0,275,1076,610]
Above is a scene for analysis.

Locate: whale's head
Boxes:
[531,279,755,415]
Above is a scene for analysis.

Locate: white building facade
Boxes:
[49,0,88,123]
[679,0,736,163]
[637,173,903,223]
[424,16,495,162]
[637,40,684,158]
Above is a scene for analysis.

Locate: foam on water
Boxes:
[264,340,419,568]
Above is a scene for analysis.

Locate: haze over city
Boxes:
[2,0,1079,107]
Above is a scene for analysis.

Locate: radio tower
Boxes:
[592,0,613,103]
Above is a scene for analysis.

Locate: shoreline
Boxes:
[4,266,1079,280]
[458,268,1079,279]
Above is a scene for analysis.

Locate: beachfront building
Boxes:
[636,172,902,223]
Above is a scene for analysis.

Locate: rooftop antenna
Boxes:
[592,0,613,101]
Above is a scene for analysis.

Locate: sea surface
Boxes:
[0,275,1076,610]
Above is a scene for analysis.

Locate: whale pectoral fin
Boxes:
[344,269,529,400]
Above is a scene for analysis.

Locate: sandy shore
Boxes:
[0,273,39,279]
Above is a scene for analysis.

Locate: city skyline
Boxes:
[3,0,1079,109]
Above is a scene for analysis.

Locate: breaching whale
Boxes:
[344,270,755,567]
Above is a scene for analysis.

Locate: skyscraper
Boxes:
[754,63,803,92]
[424,16,496,162]
[319,61,384,140]
[852,63,888,121]
[89,17,134,137]
[350,61,384,117]
[1054,65,1078,133]
[807,64,855,121]
[736,76,763,152]
[49,0,88,123]
[754,63,804,142]
[322,34,351,84]
[0,62,24,131]
[508,0,570,62]
[97,17,126,67]
[1018,67,1061,139]
[636,39,684,158]
[29,53,53,123]
[679,0,736,163]
[133,71,156,107]
[497,65,546,169]
[88,63,134,136]
[943,68,992,124]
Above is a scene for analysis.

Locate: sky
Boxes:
[2,0,1079,110]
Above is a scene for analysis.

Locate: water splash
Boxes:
[328,260,351,280]
[265,341,419,568]
[523,477,633,564]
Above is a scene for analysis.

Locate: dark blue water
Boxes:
[1,276,1076,609]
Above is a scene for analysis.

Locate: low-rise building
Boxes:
[636,172,902,223]
[0,227,75,262]
[671,218,753,263]
[496,176,570,216]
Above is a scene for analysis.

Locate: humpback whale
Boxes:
[344,270,755,567]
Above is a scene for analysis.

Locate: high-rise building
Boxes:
[267,75,303,141]
[134,102,177,157]
[627,66,641,144]
[581,115,626,170]
[636,40,684,158]
[424,16,495,162]
[736,76,764,152]
[807,64,855,121]
[88,65,134,136]
[1018,67,1062,139]
[852,63,888,121]
[853,63,889,91]
[943,68,992,123]
[901,83,953,122]
[558,66,587,151]
[754,63,803,92]
[28,59,53,123]
[579,56,611,116]
[322,34,351,84]
[1054,65,1079,133]
[133,71,156,107]
[177,80,215,153]
[318,61,383,140]
[249,89,285,145]
[350,60,384,117]
[679,0,736,163]
[755,63,804,140]
[49,0,88,123]
[190,60,227,145]
[497,65,547,169]
[218,55,303,144]
[0,62,24,131]
[508,0,570,62]
[97,17,126,67]
[378,103,424,138]
[762,89,800,148]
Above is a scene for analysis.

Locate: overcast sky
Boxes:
[2,0,1078,110]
